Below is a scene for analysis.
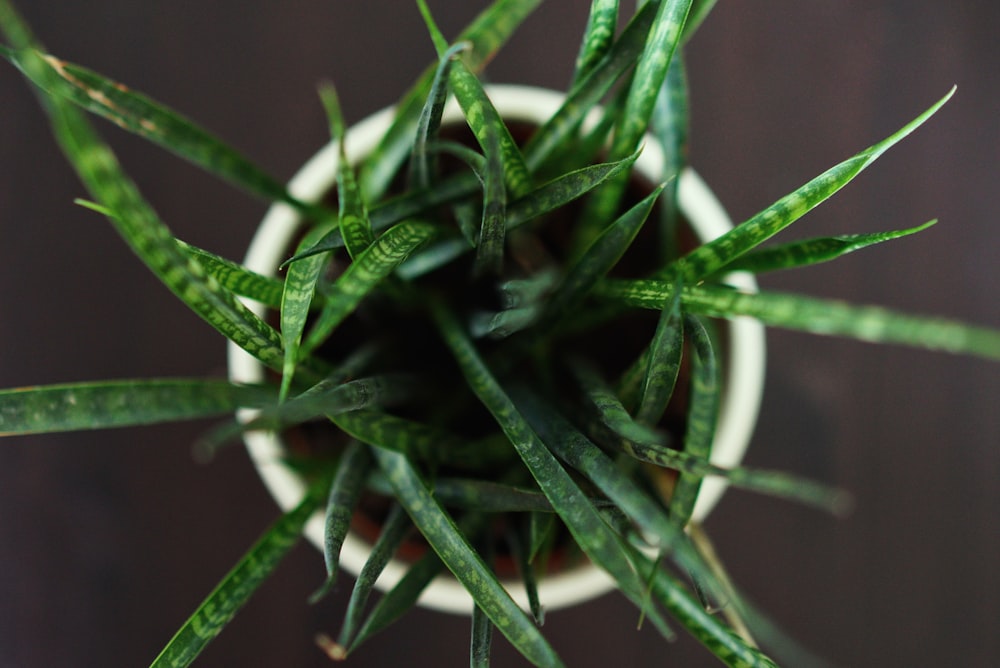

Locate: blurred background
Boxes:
[1,1,997,666]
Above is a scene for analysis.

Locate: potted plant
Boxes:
[1,1,997,667]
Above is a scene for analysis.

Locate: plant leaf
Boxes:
[667,316,719,528]
[670,88,956,281]
[717,220,937,275]
[543,182,664,323]
[336,502,412,653]
[371,446,565,668]
[522,2,658,169]
[300,220,436,356]
[0,45,323,215]
[4,45,286,369]
[310,441,373,603]
[0,379,271,436]
[358,0,542,199]
[598,278,1000,360]
[573,0,693,249]
[633,276,684,424]
[573,0,619,85]
[149,474,329,668]
[280,224,336,400]
[175,240,287,309]
[408,41,471,189]
[429,299,677,641]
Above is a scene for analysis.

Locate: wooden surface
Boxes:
[1,2,997,666]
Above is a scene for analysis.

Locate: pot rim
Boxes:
[229,84,765,615]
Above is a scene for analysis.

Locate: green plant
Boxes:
[1,1,997,666]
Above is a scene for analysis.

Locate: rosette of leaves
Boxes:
[1,1,998,667]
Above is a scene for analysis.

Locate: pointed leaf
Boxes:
[671,88,956,281]
[372,446,564,668]
[598,278,1000,360]
[359,0,543,199]
[310,441,373,603]
[0,379,271,436]
[149,474,329,668]
[573,0,619,85]
[301,221,436,355]
[0,45,322,215]
[718,220,937,275]
[667,316,719,528]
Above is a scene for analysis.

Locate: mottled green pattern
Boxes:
[359,0,542,199]
[574,0,692,247]
[543,183,663,321]
[599,278,1000,360]
[634,277,684,424]
[176,240,286,309]
[310,441,373,602]
[280,224,335,399]
[573,0,618,84]
[430,300,677,641]
[718,220,937,274]
[0,379,270,435]
[667,316,718,528]
[523,3,658,170]
[149,476,328,668]
[336,503,411,652]
[0,45,318,214]
[671,88,955,281]
[301,221,436,355]
[372,446,564,668]
[409,41,471,189]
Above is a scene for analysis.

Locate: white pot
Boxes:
[228,85,765,615]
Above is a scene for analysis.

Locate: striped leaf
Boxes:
[506,152,640,230]
[718,220,937,275]
[349,512,490,651]
[543,183,663,322]
[429,299,677,641]
[523,2,658,170]
[359,0,542,199]
[670,88,956,281]
[0,379,271,436]
[573,0,693,248]
[301,220,437,356]
[310,441,373,603]
[0,45,321,215]
[408,41,471,189]
[149,474,329,668]
[573,0,619,85]
[320,84,376,261]
[5,46,285,369]
[195,374,412,456]
[336,503,412,653]
[372,446,565,668]
[280,224,336,400]
[175,240,286,309]
[634,276,684,425]
[626,544,779,668]
[667,316,719,528]
[598,278,1000,360]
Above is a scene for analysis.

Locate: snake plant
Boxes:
[1,1,997,666]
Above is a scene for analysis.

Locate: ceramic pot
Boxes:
[228,84,766,615]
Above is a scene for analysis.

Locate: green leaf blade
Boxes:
[149,475,328,668]
[372,446,565,668]
[0,379,271,436]
[672,88,956,281]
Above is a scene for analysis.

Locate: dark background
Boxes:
[2,2,997,666]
